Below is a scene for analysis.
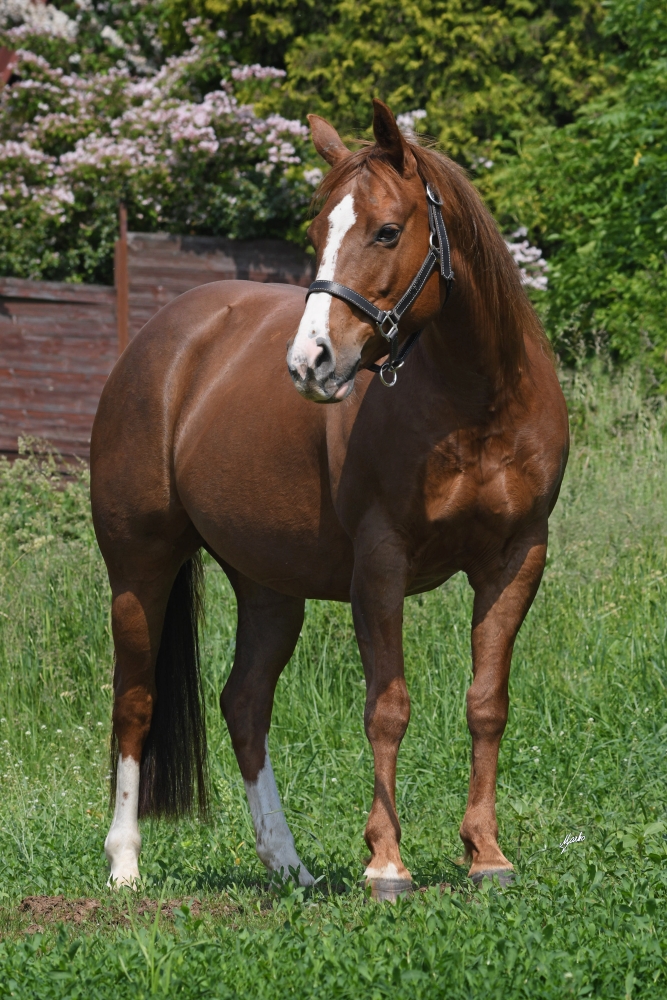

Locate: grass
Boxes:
[0,362,667,997]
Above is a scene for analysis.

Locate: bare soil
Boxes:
[17,895,225,934]
[19,895,101,933]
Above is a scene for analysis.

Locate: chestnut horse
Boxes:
[91,100,568,899]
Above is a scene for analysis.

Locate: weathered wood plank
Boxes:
[0,235,311,454]
[0,277,116,454]
[126,232,313,339]
[0,276,115,304]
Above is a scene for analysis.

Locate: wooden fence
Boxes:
[0,278,117,455]
[0,234,313,456]
[120,231,314,343]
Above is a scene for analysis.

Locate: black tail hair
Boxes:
[111,552,209,818]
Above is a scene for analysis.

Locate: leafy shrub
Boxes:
[0,16,316,283]
[484,0,667,374]
[156,0,618,165]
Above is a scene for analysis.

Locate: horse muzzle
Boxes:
[286,339,357,403]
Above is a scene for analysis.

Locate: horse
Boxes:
[90,99,569,900]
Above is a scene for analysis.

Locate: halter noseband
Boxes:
[306,184,454,387]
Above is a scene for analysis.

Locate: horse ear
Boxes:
[308,115,351,166]
[372,99,416,177]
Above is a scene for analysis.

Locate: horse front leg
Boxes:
[351,530,411,901]
[461,529,547,885]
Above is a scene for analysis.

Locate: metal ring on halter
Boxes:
[379,363,398,387]
[429,232,441,255]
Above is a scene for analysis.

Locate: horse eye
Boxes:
[376,225,401,245]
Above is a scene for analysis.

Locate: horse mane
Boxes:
[315,141,550,391]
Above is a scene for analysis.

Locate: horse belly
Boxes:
[185,466,354,600]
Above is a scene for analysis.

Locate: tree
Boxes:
[155,0,618,163]
[485,0,667,371]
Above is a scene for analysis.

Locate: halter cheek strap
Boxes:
[305,184,454,387]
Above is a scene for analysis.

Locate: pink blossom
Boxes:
[304,167,323,187]
[231,65,286,82]
[505,228,549,290]
[0,139,52,164]
[1,37,313,229]
[1,0,78,41]
[396,109,426,139]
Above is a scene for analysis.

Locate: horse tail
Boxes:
[137,551,209,818]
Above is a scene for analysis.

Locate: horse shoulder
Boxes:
[422,370,567,532]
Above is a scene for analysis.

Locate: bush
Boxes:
[484,0,667,374]
[156,0,618,165]
[0,15,317,284]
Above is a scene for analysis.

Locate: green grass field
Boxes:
[0,363,666,998]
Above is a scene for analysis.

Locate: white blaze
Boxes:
[291,193,357,374]
[244,737,314,886]
[105,754,141,887]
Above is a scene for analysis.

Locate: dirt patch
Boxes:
[19,895,101,933]
[128,898,242,922]
[18,895,236,933]
[126,898,204,921]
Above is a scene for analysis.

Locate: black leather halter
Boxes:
[306,184,454,387]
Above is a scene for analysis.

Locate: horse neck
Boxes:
[419,282,522,413]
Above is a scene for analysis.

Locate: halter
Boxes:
[306,184,454,387]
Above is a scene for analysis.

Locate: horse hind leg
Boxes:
[461,531,547,886]
[105,550,206,886]
[220,574,313,886]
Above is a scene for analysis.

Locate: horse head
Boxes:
[287,100,447,403]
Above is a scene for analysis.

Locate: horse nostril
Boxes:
[313,338,333,374]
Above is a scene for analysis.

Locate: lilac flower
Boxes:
[396,109,426,139]
[0,140,52,164]
[231,65,286,82]
[0,0,78,41]
[0,32,313,250]
[471,154,494,170]
[304,167,323,187]
[100,25,125,49]
[505,228,549,290]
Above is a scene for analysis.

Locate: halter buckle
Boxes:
[378,313,399,342]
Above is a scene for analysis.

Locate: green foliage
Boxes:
[1,368,667,994]
[285,0,615,161]
[155,0,617,162]
[0,0,664,362]
[484,0,667,372]
[154,0,331,70]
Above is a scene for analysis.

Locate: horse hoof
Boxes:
[470,869,515,888]
[367,878,414,902]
